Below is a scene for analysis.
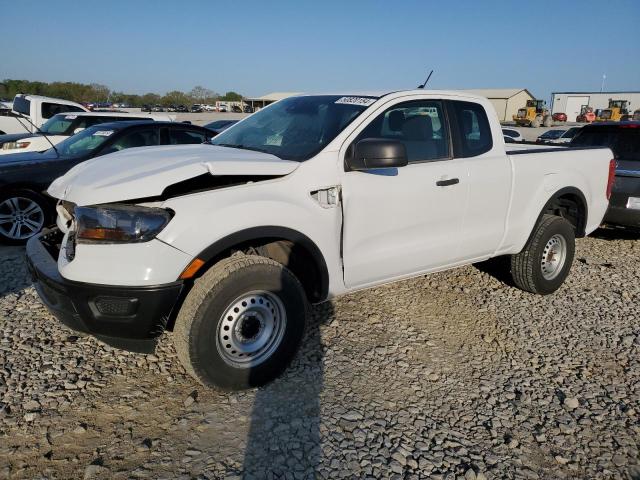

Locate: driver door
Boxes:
[341,99,469,288]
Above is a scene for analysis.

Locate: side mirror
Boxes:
[346,138,408,171]
[73,127,85,135]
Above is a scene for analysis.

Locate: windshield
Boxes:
[541,130,565,139]
[211,95,377,161]
[562,127,580,139]
[39,113,79,135]
[571,126,640,161]
[53,126,115,157]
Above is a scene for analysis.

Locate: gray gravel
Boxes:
[1,230,639,479]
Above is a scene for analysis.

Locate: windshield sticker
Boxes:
[93,130,113,137]
[65,115,78,120]
[335,96,377,107]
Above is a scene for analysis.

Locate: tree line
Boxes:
[0,79,244,107]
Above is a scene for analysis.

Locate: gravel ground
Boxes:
[1,231,639,480]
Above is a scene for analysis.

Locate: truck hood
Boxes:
[48,144,300,205]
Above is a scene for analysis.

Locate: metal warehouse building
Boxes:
[551,91,640,121]
[462,89,535,122]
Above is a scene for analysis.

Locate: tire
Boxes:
[531,117,541,128]
[173,254,308,390]
[510,214,575,295]
[0,189,52,245]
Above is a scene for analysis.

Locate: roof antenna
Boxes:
[417,70,434,89]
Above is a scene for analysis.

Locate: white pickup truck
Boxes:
[0,94,87,135]
[26,90,615,390]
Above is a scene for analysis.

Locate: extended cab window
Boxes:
[449,101,492,157]
[356,100,450,162]
[41,103,84,119]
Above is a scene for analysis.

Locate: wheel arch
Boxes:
[536,186,588,238]
[192,226,330,304]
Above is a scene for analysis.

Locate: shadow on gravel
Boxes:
[473,256,515,287]
[242,300,334,479]
[590,227,640,241]
[0,247,31,299]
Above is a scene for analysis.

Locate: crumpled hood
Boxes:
[48,144,300,205]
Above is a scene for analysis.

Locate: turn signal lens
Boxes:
[179,258,205,279]
[2,141,30,150]
[606,159,616,200]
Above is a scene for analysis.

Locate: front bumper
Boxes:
[26,229,184,353]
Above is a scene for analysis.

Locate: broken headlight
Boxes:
[75,204,172,244]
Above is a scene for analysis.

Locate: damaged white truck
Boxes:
[27,90,615,389]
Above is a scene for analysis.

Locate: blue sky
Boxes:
[1,0,639,102]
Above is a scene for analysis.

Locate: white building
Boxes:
[462,89,535,122]
[243,92,303,111]
[551,91,640,121]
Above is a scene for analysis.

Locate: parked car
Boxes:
[244,105,254,113]
[0,94,88,135]
[537,127,582,145]
[176,105,189,113]
[571,122,640,228]
[203,119,239,134]
[141,105,152,112]
[0,121,214,244]
[553,112,568,123]
[152,105,165,112]
[27,91,613,390]
[232,105,242,113]
[191,104,204,113]
[536,129,567,144]
[0,111,174,155]
[217,104,228,112]
[166,105,177,112]
[502,128,524,143]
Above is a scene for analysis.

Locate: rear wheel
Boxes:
[173,255,308,390]
[510,215,575,294]
[0,190,51,245]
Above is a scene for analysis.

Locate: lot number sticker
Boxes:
[93,130,114,137]
[65,115,78,119]
[335,97,377,107]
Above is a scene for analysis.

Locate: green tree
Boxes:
[220,91,243,101]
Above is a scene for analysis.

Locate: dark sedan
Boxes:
[0,121,215,244]
[571,122,640,228]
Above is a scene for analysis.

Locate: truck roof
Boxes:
[294,89,489,101]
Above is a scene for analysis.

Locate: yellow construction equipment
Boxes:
[596,99,630,122]
[513,100,552,128]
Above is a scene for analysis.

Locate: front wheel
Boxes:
[510,215,575,294]
[173,255,308,390]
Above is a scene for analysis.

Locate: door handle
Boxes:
[436,178,459,187]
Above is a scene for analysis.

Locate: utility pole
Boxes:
[600,74,606,93]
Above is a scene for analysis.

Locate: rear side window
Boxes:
[169,128,208,145]
[572,127,640,161]
[449,101,492,157]
[41,102,84,119]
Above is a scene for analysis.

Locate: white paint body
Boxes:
[47,90,613,299]
[0,112,175,155]
[0,94,88,135]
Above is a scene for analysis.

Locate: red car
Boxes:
[552,112,567,122]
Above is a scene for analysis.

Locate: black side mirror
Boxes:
[346,138,408,171]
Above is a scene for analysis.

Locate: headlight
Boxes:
[75,204,173,243]
[2,141,31,150]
